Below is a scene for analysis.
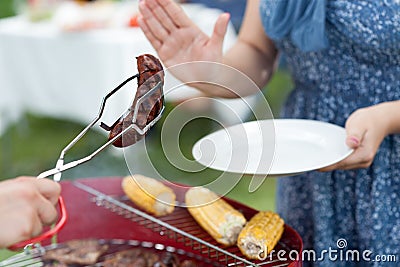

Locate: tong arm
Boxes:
[37,104,164,179]
[58,74,139,160]
[37,123,138,179]
[37,74,138,180]
[38,78,163,180]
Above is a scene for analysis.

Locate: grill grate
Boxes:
[73,181,297,267]
[0,239,218,267]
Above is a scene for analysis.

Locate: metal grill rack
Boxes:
[73,181,297,267]
[0,239,217,267]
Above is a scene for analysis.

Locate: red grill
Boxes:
[4,177,303,267]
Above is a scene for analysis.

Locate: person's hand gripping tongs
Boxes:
[8,54,165,250]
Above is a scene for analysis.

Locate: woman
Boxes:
[137,0,400,265]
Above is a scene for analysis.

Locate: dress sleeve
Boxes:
[259,0,329,52]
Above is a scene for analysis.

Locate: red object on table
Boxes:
[128,14,139,27]
[53,177,303,266]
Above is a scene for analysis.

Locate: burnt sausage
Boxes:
[108,54,164,147]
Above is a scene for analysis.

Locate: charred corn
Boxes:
[185,187,247,246]
[237,211,284,260]
[122,175,176,216]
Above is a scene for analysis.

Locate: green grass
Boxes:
[0,113,129,180]
[264,69,293,117]
[0,0,15,18]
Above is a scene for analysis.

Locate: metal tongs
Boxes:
[8,74,164,250]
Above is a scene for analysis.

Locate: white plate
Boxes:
[192,119,353,176]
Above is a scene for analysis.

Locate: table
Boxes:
[0,1,257,135]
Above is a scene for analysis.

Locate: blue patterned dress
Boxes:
[259,0,400,266]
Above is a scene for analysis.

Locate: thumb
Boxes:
[209,13,230,50]
[345,120,367,149]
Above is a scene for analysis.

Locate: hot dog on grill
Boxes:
[107,54,164,147]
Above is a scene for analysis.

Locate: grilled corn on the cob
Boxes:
[237,211,284,260]
[185,187,247,246]
[122,175,176,216]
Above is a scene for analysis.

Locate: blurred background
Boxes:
[0,0,293,257]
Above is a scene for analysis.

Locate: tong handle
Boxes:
[8,196,67,251]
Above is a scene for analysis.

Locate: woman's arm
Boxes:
[223,0,278,91]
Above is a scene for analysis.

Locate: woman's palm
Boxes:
[138,0,229,82]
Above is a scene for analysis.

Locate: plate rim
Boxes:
[192,119,353,176]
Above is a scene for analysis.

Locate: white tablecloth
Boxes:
[0,2,256,134]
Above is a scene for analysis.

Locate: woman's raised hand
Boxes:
[138,0,230,78]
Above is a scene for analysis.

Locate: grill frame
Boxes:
[0,177,302,267]
[72,180,302,267]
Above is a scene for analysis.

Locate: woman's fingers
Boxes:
[344,110,368,149]
[139,0,193,38]
[209,13,230,52]
[139,1,170,43]
[138,0,226,81]
[145,0,178,32]
[319,106,387,171]
[320,142,373,171]
[157,0,193,28]
[320,130,371,171]
[138,14,163,50]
